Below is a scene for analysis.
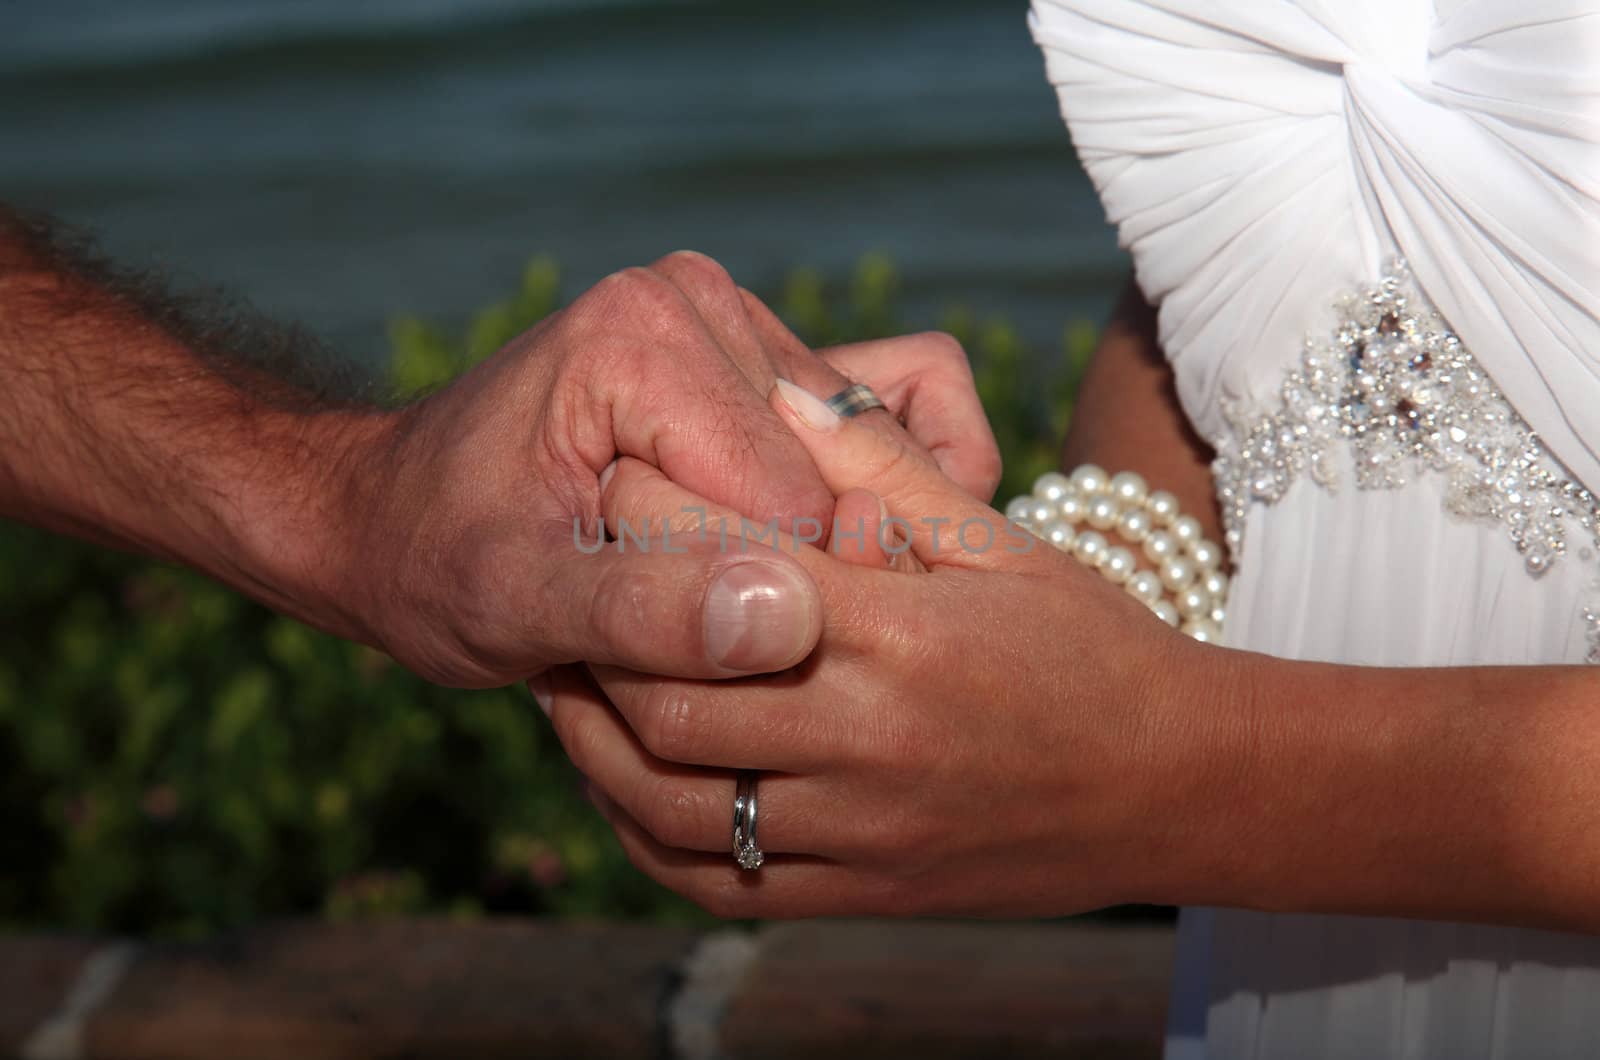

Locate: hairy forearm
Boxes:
[1171,649,1600,932]
[1062,274,1219,540]
[0,209,391,641]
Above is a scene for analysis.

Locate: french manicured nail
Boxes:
[598,459,619,495]
[774,378,841,432]
[527,674,553,717]
[704,561,816,672]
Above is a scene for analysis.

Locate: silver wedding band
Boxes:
[732,770,764,871]
[824,383,888,419]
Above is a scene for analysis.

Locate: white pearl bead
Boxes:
[1170,515,1202,546]
[1201,570,1229,599]
[1182,618,1222,643]
[1042,520,1075,551]
[1143,530,1178,563]
[1160,556,1196,592]
[1176,585,1210,619]
[1146,490,1180,523]
[1056,495,1087,523]
[1004,496,1034,524]
[1100,546,1136,584]
[1072,529,1109,566]
[1125,569,1163,605]
[1189,539,1224,571]
[1150,599,1180,627]
[1116,507,1152,543]
[1109,471,1148,506]
[1086,495,1120,531]
[1027,500,1055,526]
[1032,471,1073,503]
[1070,464,1109,497]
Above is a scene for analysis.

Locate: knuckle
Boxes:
[856,435,927,503]
[555,709,608,775]
[638,684,708,763]
[969,441,1005,495]
[857,710,930,783]
[695,878,751,920]
[869,617,927,675]
[637,777,710,849]
[913,330,971,371]
[658,250,737,295]
[847,798,928,870]
[585,266,699,338]
[584,564,654,650]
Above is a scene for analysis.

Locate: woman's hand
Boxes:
[537,377,1237,919]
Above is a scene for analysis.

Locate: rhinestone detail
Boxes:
[1212,262,1600,657]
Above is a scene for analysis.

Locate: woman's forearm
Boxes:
[1170,649,1600,932]
[1066,277,1600,932]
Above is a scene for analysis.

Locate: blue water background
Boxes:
[2,0,1127,370]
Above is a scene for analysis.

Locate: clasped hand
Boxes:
[341,251,998,687]
[540,373,1224,919]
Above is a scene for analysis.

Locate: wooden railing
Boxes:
[4,919,1173,1059]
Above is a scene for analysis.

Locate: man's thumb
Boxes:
[545,543,822,678]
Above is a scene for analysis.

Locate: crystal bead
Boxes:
[1211,260,1600,641]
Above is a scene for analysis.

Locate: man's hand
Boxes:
[0,216,998,689]
[342,254,1002,687]
[336,251,861,687]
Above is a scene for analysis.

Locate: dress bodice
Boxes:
[1029,0,1600,489]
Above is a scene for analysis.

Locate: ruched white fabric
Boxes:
[1029,2,1600,1057]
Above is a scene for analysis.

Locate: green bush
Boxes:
[0,257,1094,936]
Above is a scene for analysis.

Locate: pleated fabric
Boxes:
[1028,2,1600,1057]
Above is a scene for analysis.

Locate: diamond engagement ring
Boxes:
[731,770,764,871]
[824,383,888,419]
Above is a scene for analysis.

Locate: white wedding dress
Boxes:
[1029,2,1600,1057]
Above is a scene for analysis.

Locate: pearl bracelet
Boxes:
[1004,465,1227,643]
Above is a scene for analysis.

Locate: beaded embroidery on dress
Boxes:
[1211,264,1600,662]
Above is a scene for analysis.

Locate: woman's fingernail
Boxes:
[774,378,841,432]
[527,674,553,717]
[598,459,619,495]
[704,560,818,672]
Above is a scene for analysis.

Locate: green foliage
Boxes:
[3,256,1094,935]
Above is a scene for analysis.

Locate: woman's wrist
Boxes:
[1156,651,1600,931]
[1102,636,1266,909]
